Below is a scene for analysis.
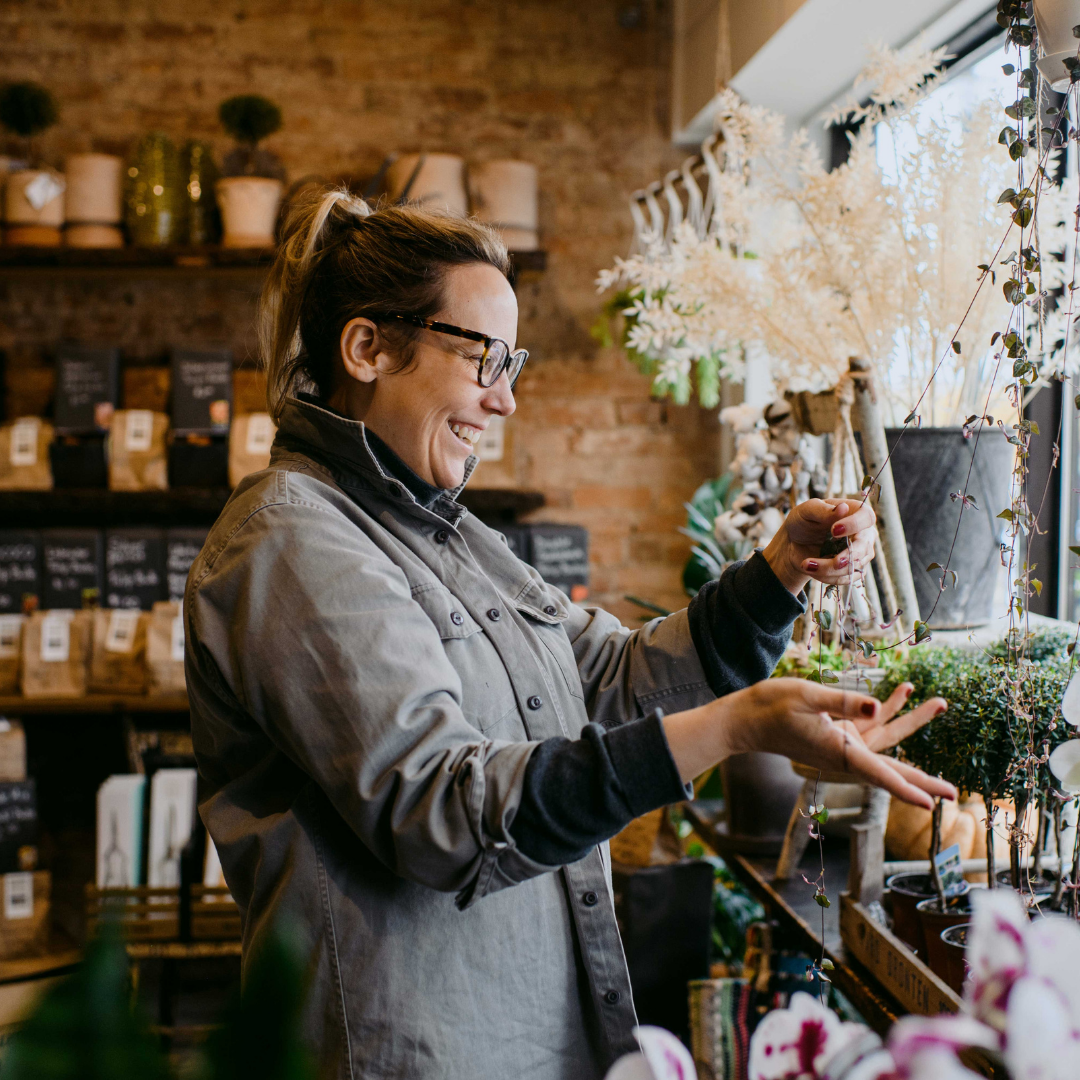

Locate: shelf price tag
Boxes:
[124,409,154,453]
[245,413,275,456]
[105,609,140,654]
[0,616,22,660]
[4,872,33,921]
[10,419,39,467]
[40,611,73,663]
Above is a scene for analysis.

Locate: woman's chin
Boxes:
[432,458,467,490]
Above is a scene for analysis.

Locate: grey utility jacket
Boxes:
[184,397,718,1080]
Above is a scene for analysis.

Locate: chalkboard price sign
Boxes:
[105,528,167,611]
[0,530,41,614]
[529,526,589,598]
[171,348,233,435]
[42,528,104,610]
[54,344,120,435]
[0,780,37,874]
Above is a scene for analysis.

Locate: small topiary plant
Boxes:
[0,81,58,162]
[219,94,285,180]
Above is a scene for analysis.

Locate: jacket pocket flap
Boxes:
[412,585,482,640]
[514,580,569,625]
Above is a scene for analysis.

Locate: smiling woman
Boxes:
[183,186,952,1080]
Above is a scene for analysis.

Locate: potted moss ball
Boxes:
[215,95,285,248]
[0,82,64,246]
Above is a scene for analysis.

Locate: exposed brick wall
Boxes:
[1,0,720,617]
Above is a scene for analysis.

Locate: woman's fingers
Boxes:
[803,682,881,722]
[868,697,947,751]
[833,737,937,810]
[888,757,957,801]
[830,498,876,541]
[879,682,914,721]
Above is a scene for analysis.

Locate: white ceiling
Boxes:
[675,0,997,143]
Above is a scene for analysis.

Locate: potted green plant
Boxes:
[0,81,64,246]
[216,94,285,248]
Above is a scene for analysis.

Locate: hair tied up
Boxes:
[302,187,371,263]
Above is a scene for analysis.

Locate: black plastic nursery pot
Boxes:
[939,923,970,995]
[885,427,1013,629]
[917,886,976,981]
[884,871,936,957]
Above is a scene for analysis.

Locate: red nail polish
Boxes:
[832,523,846,536]
[836,555,849,568]
[805,560,819,571]
[861,702,876,718]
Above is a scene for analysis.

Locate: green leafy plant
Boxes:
[218,94,285,179]
[680,473,749,596]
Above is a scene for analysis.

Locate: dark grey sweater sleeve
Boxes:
[510,710,689,867]
[687,550,805,697]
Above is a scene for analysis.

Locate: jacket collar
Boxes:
[273,395,477,518]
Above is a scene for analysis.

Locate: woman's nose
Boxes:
[483,371,517,416]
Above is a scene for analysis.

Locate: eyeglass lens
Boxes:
[480,340,526,388]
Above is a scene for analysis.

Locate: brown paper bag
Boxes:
[0,615,23,694]
[20,610,92,698]
[228,412,276,487]
[108,410,169,491]
[146,601,186,697]
[89,608,148,695]
[0,418,53,491]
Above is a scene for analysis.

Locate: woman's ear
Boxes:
[340,318,382,384]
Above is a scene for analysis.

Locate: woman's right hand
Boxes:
[663,677,955,811]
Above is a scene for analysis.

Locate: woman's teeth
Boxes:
[449,422,481,446]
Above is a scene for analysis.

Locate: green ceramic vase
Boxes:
[181,139,220,245]
[124,133,183,246]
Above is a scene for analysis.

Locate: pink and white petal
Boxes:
[1049,740,1080,794]
[1025,917,1080,1029]
[604,1053,656,1080]
[1004,976,1080,1080]
[749,992,844,1080]
[902,1048,984,1080]
[633,1026,697,1080]
[964,889,1029,1026]
[1061,672,1080,728]
[888,1014,999,1073]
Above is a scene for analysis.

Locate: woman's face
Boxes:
[335,262,519,489]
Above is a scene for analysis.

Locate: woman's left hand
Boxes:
[762,497,877,594]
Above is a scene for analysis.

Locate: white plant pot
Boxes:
[385,153,467,216]
[216,176,283,248]
[1034,0,1080,90]
[467,160,539,250]
[4,169,65,226]
[64,153,123,224]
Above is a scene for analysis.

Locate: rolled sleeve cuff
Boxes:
[732,550,806,634]
[605,707,691,816]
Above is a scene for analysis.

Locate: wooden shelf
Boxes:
[0,694,189,715]
[0,486,543,527]
[0,245,548,276]
[0,944,81,985]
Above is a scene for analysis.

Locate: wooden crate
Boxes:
[85,884,240,943]
[840,893,961,1016]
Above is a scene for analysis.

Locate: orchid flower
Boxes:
[603,1025,696,1080]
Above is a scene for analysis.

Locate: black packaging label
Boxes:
[54,344,119,434]
[171,349,233,434]
[0,531,41,613]
[528,526,590,594]
[42,529,104,609]
[105,528,166,610]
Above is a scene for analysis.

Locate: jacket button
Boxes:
[582,891,598,907]
[527,695,543,710]
[604,990,621,1006]
[450,611,464,626]
[434,529,450,544]
[487,608,500,621]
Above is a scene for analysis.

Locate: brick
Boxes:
[571,485,652,511]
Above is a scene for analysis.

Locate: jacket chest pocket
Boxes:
[411,585,522,737]
[514,583,584,702]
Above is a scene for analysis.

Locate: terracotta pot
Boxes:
[4,225,61,247]
[65,224,124,249]
[468,159,539,250]
[917,887,976,981]
[216,176,283,248]
[64,153,123,224]
[1034,0,1080,90]
[4,169,65,227]
[938,923,970,994]
[885,872,936,956]
[386,153,467,216]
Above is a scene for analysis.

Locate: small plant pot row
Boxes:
[885,871,1053,994]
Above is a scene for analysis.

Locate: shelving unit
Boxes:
[0,695,189,715]
[0,245,548,280]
